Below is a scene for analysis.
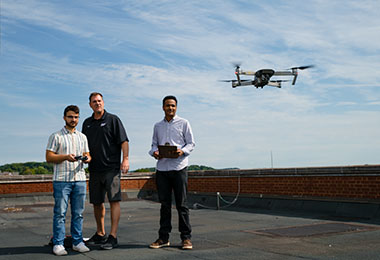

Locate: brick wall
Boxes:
[1,165,380,202]
[188,176,380,200]
[120,176,156,191]
[0,182,53,194]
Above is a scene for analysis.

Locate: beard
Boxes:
[65,121,78,129]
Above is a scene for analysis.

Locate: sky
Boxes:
[1,0,380,170]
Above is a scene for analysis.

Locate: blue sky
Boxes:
[1,0,380,170]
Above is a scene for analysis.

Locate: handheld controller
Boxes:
[74,155,88,161]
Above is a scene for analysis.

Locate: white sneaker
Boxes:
[53,245,68,256]
[72,241,90,253]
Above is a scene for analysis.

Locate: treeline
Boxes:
[134,165,215,172]
[0,162,53,175]
[0,163,216,175]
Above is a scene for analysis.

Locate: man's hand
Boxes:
[121,158,129,174]
[66,154,77,162]
[153,150,161,160]
[121,141,129,173]
[167,149,184,159]
[83,153,91,164]
[172,149,184,158]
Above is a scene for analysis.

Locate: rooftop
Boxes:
[1,197,380,259]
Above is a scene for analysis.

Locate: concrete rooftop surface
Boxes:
[1,198,380,260]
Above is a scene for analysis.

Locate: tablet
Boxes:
[158,145,178,158]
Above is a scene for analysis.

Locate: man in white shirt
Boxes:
[149,95,195,250]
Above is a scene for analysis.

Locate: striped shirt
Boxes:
[46,127,89,182]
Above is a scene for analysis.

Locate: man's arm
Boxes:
[120,141,129,173]
[46,150,76,164]
[180,120,195,156]
[149,124,160,159]
[82,135,91,163]
[168,120,195,159]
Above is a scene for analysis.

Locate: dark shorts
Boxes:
[89,169,121,204]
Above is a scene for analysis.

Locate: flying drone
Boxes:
[221,64,314,88]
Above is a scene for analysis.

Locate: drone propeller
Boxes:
[290,65,315,70]
[219,79,251,83]
[231,62,242,68]
[219,80,237,82]
[231,62,242,76]
[270,80,290,83]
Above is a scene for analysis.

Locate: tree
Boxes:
[34,166,49,175]
[132,165,215,172]
[134,167,156,173]
[21,167,34,175]
[0,162,53,175]
[188,165,214,171]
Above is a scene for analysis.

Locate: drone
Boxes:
[221,64,314,88]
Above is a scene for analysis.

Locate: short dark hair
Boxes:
[64,105,80,116]
[162,95,177,106]
[89,92,103,102]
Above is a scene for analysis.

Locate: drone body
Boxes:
[221,65,314,88]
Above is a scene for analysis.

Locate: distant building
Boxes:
[0,171,20,176]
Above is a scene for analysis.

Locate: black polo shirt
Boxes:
[82,110,129,173]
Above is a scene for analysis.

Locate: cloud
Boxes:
[2,0,95,38]
[2,0,380,169]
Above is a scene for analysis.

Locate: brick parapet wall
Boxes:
[0,173,156,195]
[188,176,380,200]
[1,165,380,202]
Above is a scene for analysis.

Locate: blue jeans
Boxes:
[53,181,86,246]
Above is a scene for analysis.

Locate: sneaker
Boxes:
[149,239,170,249]
[182,239,193,250]
[86,232,107,245]
[53,245,68,256]
[100,235,118,250]
[72,242,90,253]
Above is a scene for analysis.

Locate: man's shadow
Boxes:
[0,244,149,256]
[0,245,51,256]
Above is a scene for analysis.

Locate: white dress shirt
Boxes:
[149,115,195,171]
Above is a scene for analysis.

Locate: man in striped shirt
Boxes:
[46,105,91,256]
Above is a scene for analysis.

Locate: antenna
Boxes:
[270,150,273,169]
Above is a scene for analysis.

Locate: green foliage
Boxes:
[0,163,217,175]
[134,167,156,173]
[132,165,215,172]
[188,165,215,171]
[34,166,50,175]
[0,162,53,175]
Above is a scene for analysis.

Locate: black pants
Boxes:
[156,168,191,241]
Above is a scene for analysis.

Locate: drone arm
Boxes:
[267,81,282,88]
[240,80,255,86]
[236,73,241,85]
[292,74,298,85]
[273,71,294,76]
[240,71,256,75]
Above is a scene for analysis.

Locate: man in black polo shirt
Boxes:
[82,92,129,250]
